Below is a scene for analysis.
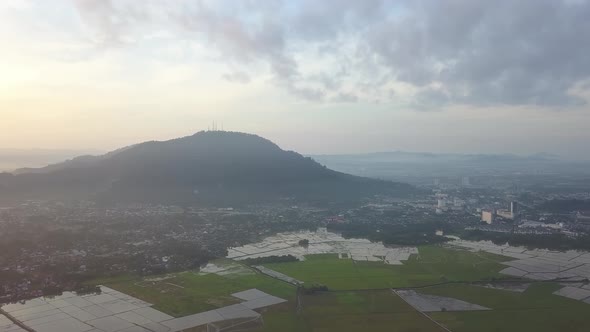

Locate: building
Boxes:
[519,220,563,230]
[461,176,470,186]
[495,202,519,220]
[577,211,590,223]
[510,201,519,216]
[482,210,495,224]
[496,209,513,219]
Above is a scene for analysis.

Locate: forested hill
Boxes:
[0,131,417,205]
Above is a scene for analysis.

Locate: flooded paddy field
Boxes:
[7,231,590,332]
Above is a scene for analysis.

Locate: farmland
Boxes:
[93,260,295,317]
[92,245,590,331]
[240,289,449,332]
[262,246,511,290]
[424,283,590,332]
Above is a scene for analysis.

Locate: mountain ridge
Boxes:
[0,131,416,205]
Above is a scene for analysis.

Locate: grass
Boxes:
[92,260,295,317]
[252,290,447,332]
[421,283,590,332]
[92,245,590,331]
[250,310,308,332]
[263,245,510,290]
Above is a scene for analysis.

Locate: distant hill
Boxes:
[0,148,103,172]
[310,151,561,163]
[0,132,416,205]
[309,151,590,183]
[12,146,133,175]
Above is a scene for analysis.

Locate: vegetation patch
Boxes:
[424,283,590,332]
[245,290,447,332]
[297,290,447,332]
[242,255,299,265]
[92,261,295,317]
[91,246,590,332]
[263,246,511,290]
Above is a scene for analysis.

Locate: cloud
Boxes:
[412,87,450,111]
[73,0,149,47]
[69,0,590,108]
[331,92,359,103]
[285,85,325,102]
[365,0,590,107]
[222,71,251,84]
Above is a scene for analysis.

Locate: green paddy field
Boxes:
[94,245,590,332]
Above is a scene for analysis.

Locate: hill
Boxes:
[0,131,416,205]
[309,151,590,183]
[0,148,102,172]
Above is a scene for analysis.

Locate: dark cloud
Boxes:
[71,0,590,108]
[366,0,590,107]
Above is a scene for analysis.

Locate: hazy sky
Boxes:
[1,0,590,158]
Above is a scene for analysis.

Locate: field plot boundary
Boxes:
[1,286,287,332]
[394,289,491,312]
[0,309,34,332]
[67,242,590,331]
[295,288,451,332]
[253,265,304,286]
[448,239,590,304]
[392,290,453,332]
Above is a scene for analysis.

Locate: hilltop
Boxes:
[0,131,415,205]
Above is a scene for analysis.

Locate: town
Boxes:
[2,171,589,305]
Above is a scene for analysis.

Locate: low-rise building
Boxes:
[482,210,494,224]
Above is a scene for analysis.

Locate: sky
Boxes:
[1,0,590,159]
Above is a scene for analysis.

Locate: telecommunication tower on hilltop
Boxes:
[207,121,225,131]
